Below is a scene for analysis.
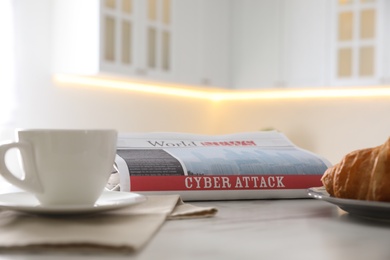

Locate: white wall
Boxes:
[215,97,390,164]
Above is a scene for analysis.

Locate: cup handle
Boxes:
[0,142,44,194]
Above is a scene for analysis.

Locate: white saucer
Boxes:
[0,191,146,215]
[308,187,390,220]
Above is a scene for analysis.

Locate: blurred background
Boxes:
[1,0,390,164]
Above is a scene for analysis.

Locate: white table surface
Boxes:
[0,197,389,260]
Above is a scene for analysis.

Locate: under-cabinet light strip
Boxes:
[54,74,390,101]
[54,74,219,100]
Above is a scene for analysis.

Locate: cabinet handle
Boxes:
[135,68,147,76]
[380,77,390,84]
[201,78,211,85]
[274,81,286,88]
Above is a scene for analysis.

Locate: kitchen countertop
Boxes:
[0,198,389,260]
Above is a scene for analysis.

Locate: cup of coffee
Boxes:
[0,129,117,206]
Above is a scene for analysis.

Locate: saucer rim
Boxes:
[307,186,390,220]
[0,190,146,215]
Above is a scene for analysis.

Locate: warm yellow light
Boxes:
[217,87,390,101]
[54,74,221,100]
[54,74,390,101]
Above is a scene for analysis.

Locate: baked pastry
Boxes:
[321,138,390,202]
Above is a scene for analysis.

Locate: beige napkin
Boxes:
[0,195,217,254]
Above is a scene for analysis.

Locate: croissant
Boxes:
[321,138,390,202]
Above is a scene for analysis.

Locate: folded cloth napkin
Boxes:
[0,195,217,254]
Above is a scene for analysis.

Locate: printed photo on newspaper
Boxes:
[111,131,331,201]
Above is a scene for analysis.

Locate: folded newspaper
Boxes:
[110,131,331,201]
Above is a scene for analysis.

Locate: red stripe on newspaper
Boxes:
[130,175,322,191]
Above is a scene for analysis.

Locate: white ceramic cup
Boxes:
[0,129,117,206]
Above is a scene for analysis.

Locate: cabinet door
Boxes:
[100,0,173,81]
[140,0,173,80]
[170,0,203,86]
[199,0,230,88]
[281,0,330,88]
[330,0,383,86]
[230,0,330,89]
[230,0,281,89]
[100,0,138,75]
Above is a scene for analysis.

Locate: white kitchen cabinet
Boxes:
[52,0,229,88]
[99,0,172,80]
[330,0,388,86]
[100,0,173,81]
[230,0,281,89]
[53,0,388,90]
[230,0,330,89]
[52,0,177,84]
[52,0,137,77]
[158,0,230,88]
[231,0,390,89]
[198,0,231,88]
[168,0,203,87]
[281,0,331,88]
